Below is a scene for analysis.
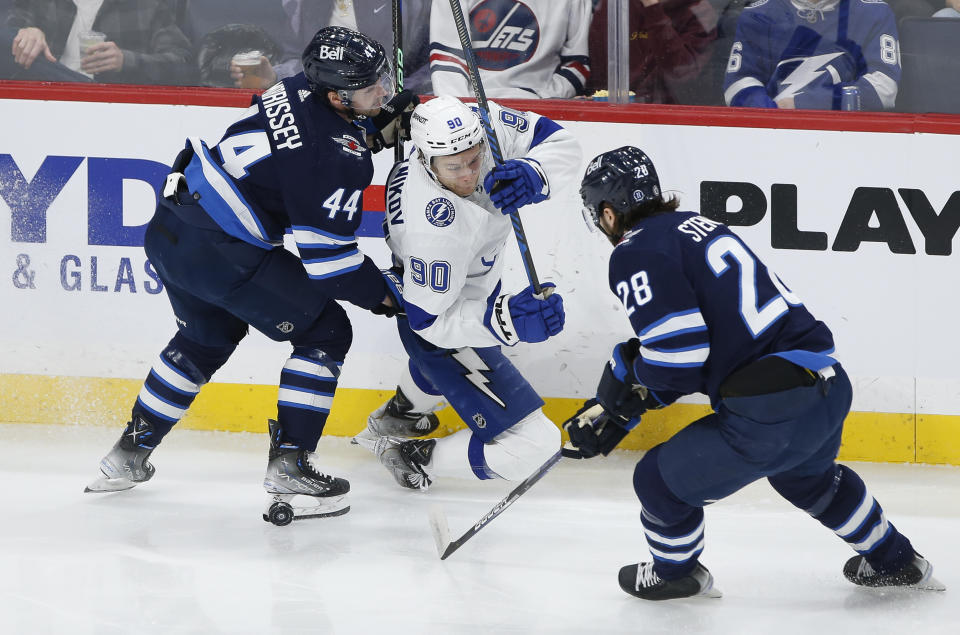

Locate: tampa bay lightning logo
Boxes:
[471,0,539,71]
[425,197,456,227]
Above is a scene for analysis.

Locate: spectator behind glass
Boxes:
[934,0,960,16]
[220,0,433,94]
[723,0,900,111]
[429,0,593,99]
[4,0,194,85]
[587,0,717,104]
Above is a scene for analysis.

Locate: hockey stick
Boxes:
[446,0,545,295]
[428,450,562,560]
[392,0,405,163]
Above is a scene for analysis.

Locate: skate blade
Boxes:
[697,585,723,599]
[351,429,377,451]
[84,476,136,493]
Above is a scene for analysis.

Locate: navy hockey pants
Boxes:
[395,316,544,443]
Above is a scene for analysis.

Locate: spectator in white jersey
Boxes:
[429,0,593,99]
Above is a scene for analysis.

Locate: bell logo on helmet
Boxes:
[316,45,344,61]
[587,157,602,174]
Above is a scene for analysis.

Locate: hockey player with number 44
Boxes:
[723,0,901,111]
[353,95,581,491]
[563,146,944,600]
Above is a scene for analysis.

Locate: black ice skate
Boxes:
[372,436,436,491]
[618,562,722,601]
[844,553,945,591]
[84,416,156,493]
[353,387,440,444]
[262,420,350,525]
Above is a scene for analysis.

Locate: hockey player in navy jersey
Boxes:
[353,95,580,490]
[565,146,943,599]
[85,27,418,524]
[723,0,900,111]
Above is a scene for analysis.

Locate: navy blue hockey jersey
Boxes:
[608,211,836,406]
[723,0,900,111]
[180,74,385,309]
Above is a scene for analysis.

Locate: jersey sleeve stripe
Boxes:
[862,70,897,109]
[640,343,710,367]
[291,226,354,247]
[302,250,365,279]
[529,116,563,149]
[184,138,279,249]
[405,301,439,332]
[638,309,707,342]
[724,77,765,106]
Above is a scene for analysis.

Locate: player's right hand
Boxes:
[561,399,632,459]
[507,283,564,343]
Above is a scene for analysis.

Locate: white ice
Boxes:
[0,423,956,635]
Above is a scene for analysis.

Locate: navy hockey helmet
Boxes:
[580,146,661,232]
[301,26,394,107]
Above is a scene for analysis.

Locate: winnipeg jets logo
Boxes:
[452,349,505,408]
[470,0,539,70]
[774,52,845,101]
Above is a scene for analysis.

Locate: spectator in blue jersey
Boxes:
[429,0,593,99]
[4,0,194,84]
[722,0,901,111]
[565,146,943,600]
[84,27,419,525]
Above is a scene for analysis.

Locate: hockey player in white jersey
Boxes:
[355,95,581,489]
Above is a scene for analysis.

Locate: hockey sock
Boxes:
[399,362,447,413]
[634,446,706,580]
[132,340,213,445]
[277,347,341,451]
[773,464,915,574]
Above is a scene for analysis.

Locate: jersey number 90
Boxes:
[409,257,451,293]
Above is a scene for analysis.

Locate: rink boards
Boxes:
[0,87,958,465]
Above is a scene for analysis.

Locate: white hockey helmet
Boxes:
[409,95,486,168]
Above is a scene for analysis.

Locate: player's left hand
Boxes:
[372,267,405,318]
[369,89,420,153]
[483,158,549,215]
[596,339,667,423]
[80,41,124,75]
[561,399,633,459]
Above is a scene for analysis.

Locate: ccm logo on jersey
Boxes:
[425,197,456,227]
[315,45,344,61]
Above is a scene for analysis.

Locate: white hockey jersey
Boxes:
[429,0,593,99]
[384,101,580,350]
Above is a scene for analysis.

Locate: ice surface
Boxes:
[0,423,956,634]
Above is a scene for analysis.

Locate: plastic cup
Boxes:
[232,50,265,89]
[79,31,106,56]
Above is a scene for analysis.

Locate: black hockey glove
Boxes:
[561,399,632,459]
[368,89,420,153]
[372,267,405,318]
[596,338,668,424]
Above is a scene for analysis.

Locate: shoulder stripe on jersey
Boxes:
[640,343,710,367]
[638,309,707,342]
[302,249,365,279]
[530,116,562,149]
[185,137,278,249]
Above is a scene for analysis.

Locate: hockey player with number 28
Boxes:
[564,146,944,600]
[84,27,418,525]
[354,95,580,491]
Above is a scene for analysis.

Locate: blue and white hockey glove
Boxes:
[596,339,668,424]
[485,283,564,345]
[561,399,635,459]
[483,158,549,215]
[372,267,404,318]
